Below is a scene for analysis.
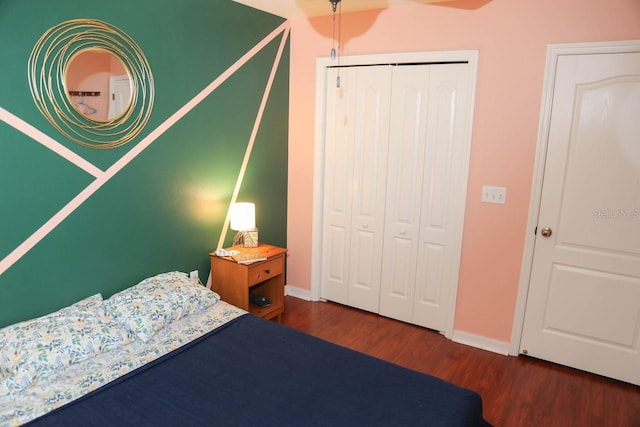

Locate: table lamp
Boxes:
[230,202,258,248]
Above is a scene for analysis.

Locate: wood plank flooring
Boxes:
[280,296,640,427]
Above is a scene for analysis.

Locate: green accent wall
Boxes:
[0,0,289,327]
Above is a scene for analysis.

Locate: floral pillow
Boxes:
[104,271,219,342]
[0,294,135,393]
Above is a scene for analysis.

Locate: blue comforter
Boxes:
[27,314,491,426]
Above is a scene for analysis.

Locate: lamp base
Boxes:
[233,229,259,248]
[243,228,258,248]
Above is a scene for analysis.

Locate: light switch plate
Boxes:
[481,186,507,204]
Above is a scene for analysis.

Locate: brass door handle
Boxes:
[540,227,552,237]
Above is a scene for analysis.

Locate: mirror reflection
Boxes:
[65,49,132,122]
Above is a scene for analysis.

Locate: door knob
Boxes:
[540,227,552,237]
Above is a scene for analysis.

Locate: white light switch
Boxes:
[481,185,507,204]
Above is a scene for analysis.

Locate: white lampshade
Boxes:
[230,202,255,231]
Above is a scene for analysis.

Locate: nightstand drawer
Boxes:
[248,256,283,287]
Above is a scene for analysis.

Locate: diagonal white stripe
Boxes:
[0,107,104,178]
[217,26,291,250]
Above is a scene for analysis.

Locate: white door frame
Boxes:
[311,50,478,338]
[510,39,640,356]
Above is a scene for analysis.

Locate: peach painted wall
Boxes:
[286,0,640,343]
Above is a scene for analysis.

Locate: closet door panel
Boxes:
[347,66,392,312]
[379,66,431,321]
[379,236,416,323]
[413,63,473,330]
[321,66,391,311]
[321,67,357,304]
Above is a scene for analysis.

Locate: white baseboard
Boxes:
[452,330,512,356]
[285,287,513,355]
[285,285,312,301]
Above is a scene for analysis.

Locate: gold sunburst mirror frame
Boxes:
[28,19,154,149]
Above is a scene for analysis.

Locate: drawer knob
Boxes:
[265,269,270,274]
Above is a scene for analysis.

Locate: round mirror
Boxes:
[28,19,154,149]
[65,49,133,122]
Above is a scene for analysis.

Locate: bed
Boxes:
[0,272,491,426]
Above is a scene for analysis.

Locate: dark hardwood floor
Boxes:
[280,296,640,427]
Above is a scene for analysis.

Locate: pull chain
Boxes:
[336,0,341,87]
[330,0,342,88]
[331,9,336,60]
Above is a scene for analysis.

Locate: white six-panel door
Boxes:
[520,47,640,385]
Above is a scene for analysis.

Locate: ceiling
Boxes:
[233,0,454,19]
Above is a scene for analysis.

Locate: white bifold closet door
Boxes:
[321,62,472,333]
[321,65,392,313]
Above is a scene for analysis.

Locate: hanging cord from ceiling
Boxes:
[330,0,342,87]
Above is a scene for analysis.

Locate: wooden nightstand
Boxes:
[210,244,286,322]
